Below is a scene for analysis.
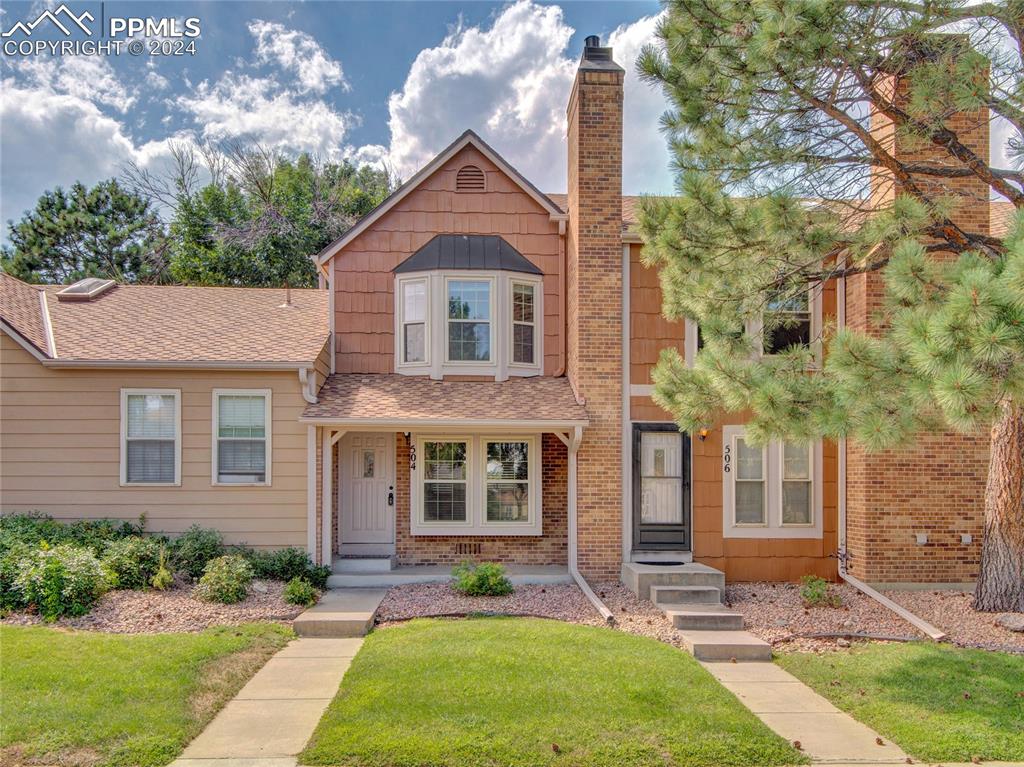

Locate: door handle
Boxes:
[388,486,394,506]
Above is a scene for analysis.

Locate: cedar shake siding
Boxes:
[331,144,563,377]
[0,332,312,548]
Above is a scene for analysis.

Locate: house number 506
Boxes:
[723,444,731,473]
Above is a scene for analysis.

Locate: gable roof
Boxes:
[394,234,542,275]
[316,130,566,268]
[0,273,329,368]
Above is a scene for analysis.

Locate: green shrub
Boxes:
[0,542,31,612]
[238,546,331,589]
[452,561,514,597]
[0,512,145,555]
[799,575,842,608]
[171,525,224,579]
[14,544,108,620]
[194,555,252,604]
[102,536,162,590]
[151,547,174,590]
[282,577,319,607]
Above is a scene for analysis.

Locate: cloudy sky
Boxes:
[0,0,671,230]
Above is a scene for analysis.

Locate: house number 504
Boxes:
[723,444,731,473]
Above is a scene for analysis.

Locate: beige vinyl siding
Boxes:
[0,332,311,548]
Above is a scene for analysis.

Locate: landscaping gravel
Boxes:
[725,582,925,652]
[881,588,1024,654]
[1,579,304,634]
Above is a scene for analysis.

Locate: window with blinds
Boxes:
[214,391,270,484]
[122,390,179,484]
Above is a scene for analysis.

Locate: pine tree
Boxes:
[638,1,1023,610]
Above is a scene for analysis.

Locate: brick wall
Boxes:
[845,54,991,584]
[394,432,569,565]
[566,47,625,579]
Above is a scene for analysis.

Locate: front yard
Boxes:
[300,617,805,767]
[1,622,291,767]
[777,642,1024,763]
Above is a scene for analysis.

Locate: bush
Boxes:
[0,542,31,612]
[194,555,252,604]
[452,561,514,597]
[800,575,842,608]
[14,544,108,620]
[171,525,224,579]
[282,577,319,607]
[238,546,331,589]
[102,536,162,590]
[151,547,174,590]
[0,512,145,555]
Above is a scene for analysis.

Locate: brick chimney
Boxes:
[845,38,991,585]
[566,35,624,579]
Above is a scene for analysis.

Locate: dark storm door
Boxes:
[632,423,690,550]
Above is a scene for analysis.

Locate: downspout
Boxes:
[566,426,614,623]
[833,270,945,641]
[554,218,567,376]
[298,368,318,404]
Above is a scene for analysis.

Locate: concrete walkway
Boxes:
[292,588,386,637]
[702,661,910,764]
[169,637,362,767]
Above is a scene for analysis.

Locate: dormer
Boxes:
[394,234,543,381]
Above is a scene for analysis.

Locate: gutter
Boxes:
[563,426,615,623]
[834,270,946,642]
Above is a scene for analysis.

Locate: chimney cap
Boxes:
[580,33,624,73]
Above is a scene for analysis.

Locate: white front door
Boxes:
[340,433,395,545]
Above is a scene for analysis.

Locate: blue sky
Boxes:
[0,0,671,230]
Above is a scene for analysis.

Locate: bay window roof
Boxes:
[394,235,542,275]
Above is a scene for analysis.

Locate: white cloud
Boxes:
[176,71,355,158]
[365,0,673,195]
[12,55,136,113]
[248,19,347,95]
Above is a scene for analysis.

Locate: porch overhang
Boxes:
[300,374,589,431]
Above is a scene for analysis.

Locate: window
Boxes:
[722,425,822,538]
[485,441,530,522]
[447,279,492,362]
[764,291,811,354]
[423,441,468,522]
[734,437,766,525]
[121,389,180,485]
[400,279,427,364]
[781,441,812,525]
[213,390,271,485]
[511,282,536,365]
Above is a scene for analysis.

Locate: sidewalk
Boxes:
[169,637,362,767]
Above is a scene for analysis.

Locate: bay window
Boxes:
[213,390,271,485]
[400,279,427,364]
[447,279,492,362]
[722,425,822,538]
[121,389,180,485]
[511,282,536,366]
[412,435,540,535]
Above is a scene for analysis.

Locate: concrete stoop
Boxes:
[292,588,386,638]
[621,560,770,661]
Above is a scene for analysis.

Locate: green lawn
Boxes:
[777,642,1024,763]
[1,623,291,767]
[300,617,805,767]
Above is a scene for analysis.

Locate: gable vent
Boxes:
[456,165,486,192]
[56,277,116,302]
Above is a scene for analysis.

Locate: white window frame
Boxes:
[410,434,542,536]
[721,425,823,539]
[748,284,823,365]
[444,275,496,366]
[396,276,431,370]
[120,388,181,487]
[779,440,814,528]
[211,389,273,487]
[508,278,542,370]
[729,433,768,528]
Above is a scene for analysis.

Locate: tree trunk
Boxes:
[974,401,1024,612]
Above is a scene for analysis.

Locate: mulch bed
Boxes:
[881,589,1024,654]
[0,579,304,634]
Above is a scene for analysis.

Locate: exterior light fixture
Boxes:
[698,427,710,441]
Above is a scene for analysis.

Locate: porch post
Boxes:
[321,429,333,565]
[306,425,317,557]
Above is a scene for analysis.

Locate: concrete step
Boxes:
[292,588,387,637]
[332,556,396,574]
[677,629,772,662]
[650,584,721,606]
[620,561,726,600]
[327,564,572,589]
[663,604,744,630]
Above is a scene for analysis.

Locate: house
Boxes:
[1,37,1009,589]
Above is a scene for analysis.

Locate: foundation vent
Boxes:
[456,165,485,192]
[455,542,483,557]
